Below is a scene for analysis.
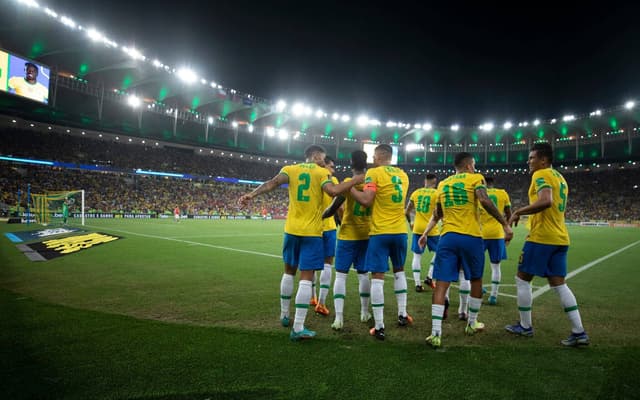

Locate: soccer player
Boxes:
[350,144,410,341]
[62,198,70,225]
[505,143,589,346]
[322,150,372,330]
[419,152,513,348]
[479,176,511,305]
[405,173,440,292]
[174,206,180,222]
[8,62,48,103]
[238,145,362,341]
[314,156,339,316]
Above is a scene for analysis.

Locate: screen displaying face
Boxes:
[0,49,50,104]
[363,143,399,165]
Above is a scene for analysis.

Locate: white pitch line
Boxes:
[84,225,281,259]
[532,239,640,299]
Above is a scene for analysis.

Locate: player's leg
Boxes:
[461,235,486,335]
[458,269,470,320]
[365,235,388,340]
[506,242,542,337]
[317,229,336,315]
[331,240,351,330]
[280,234,300,327]
[354,240,371,322]
[290,237,324,341]
[391,234,411,326]
[427,233,458,347]
[410,234,425,292]
[424,236,439,289]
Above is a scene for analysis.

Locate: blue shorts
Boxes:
[518,242,569,278]
[364,234,407,273]
[484,239,507,263]
[335,239,369,273]
[433,232,484,282]
[323,229,337,258]
[411,233,439,254]
[282,233,324,271]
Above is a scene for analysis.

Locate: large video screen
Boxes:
[0,49,50,104]
[363,143,399,165]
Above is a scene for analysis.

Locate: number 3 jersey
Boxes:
[436,173,486,238]
[280,163,333,237]
[363,166,409,235]
[527,168,570,246]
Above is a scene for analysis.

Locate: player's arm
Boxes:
[508,187,552,226]
[405,199,415,225]
[238,173,288,207]
[322,195,346,219]
[477,187,513,242]
[323,174,364,197]
[418,204,442,248]
[504,205,512,222]
[350,178,376,207]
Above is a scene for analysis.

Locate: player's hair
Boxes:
[324,155,335,165]
[25,62,38,72]
[485,176,495,185]
[351,150,368,171]
[375,144,393,160]
[532,142,553,163]
[425,173,437,180]
[454,152,474,169]
[304,145,327,159]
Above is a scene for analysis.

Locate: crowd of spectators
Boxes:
[1,127,639,222]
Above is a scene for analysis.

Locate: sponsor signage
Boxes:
[4,227,82,243]
[17,232,121,261]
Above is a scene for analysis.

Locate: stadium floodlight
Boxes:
[341,114,350,122]
[368,119,381,126]
[625,100,635,110]
[210,81,217,88]
[386,121,397,128]
[231,121,238,128]
[562,115,575,122]
[176,67,197,84]
[332,113,340,120]
[200,78,207,85]
[503,121,513,130]
[275,100,287,112]
[44,7,57,17]
[18,0,39,8]
[533,119,540,126]
[480,122,494,132]
[86,28,104,42]
[523,121,529,127]
[152,59,163,68]
[278,129,289,140]
[550,118,557,124]
[451,124,459,131]
[292,102,305,116]
[60,16,77,29]
[122,46,145,61]
[207,116,214,124]
[127,95,141,108]
[266,126,276,137]
[590,109,602,116]
[247,124,254,133]
[315,109,324,118]
[357,115,369,127]
[422,123,432,131]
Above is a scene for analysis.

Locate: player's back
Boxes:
[437,172,484,237]
[281,163,332,237]
[479,188,510,239]
[338,177,371,241]
[410,187,440,235]
[366,165,409,235]
[527,168,570,245]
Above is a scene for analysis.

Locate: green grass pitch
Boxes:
[1,219,639,399]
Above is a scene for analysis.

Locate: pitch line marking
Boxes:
[532,239,640,299]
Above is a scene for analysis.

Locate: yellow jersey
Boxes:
[479,188,511,239]
[526,168,570,245]
[363,165,409,235]
[338,177,371,241]
[437,173,485,238]
[280,163,332,237]
[322,176,340,231]
[409,187,441,236]
[8,77,48,103]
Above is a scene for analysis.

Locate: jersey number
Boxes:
[353,202,371,217]
[297,173,310,202]
[442,183,468,207]
[558,182,567,212]
[417,195,431,213]
[391,176,403,203]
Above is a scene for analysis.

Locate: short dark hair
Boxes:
[532,142,553,163]
[485,176,495,185]
[304,145,326,159]
[375,144,393,160]
[324,155,335,165]
[351,150,368,171]
[425,173,437,180]
[454,152,474,169]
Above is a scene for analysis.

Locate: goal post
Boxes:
[31,190,85,226]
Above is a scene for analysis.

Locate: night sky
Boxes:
[26,1,640,124]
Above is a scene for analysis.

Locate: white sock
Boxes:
[312,271,318,299]
[319,263,332,304]
[371,278,385,329]
[491,262,501,297]
[431,304,444,336]
[293,280,312,332]
[468,297,482,325]
[280,274,294,319]
[358,273,370,314]
[394,271,408,317]
[428,253,436,279]
[411,253,422,285]
[458,273,470,315]
[553,284,585,334]
[515,276,533,328]
[333,272,347,321]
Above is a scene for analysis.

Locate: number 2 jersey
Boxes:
[436,173,485,238]
[526,168,570,246]
[363,165,409,235]
[279,163,333,237]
